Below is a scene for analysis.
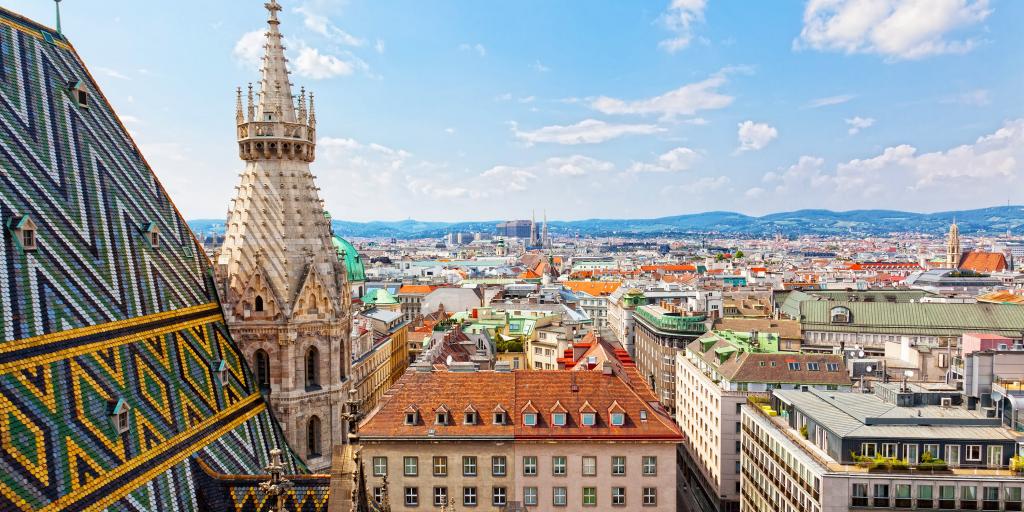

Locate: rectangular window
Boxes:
[583,487,597,506]
[523,456,537,476]
[807,362,819,371]
[918,485,933,500]
[492,456,507,477]
[433,486,448,507]
[552,412,566,426]
[611,456,626,476]
[827,362,839,371]
[404,487,419,507]
[642,456,657,475]
[852,483,869,507]
[788,362,801,370]
[372,456,387,476]
[553,456,567,476]
[939,485,956,500]
[582,456,597,476]
[523,486,538,506]
[433,456,447,477]
[1006,487,1022,502]
[553,487,567,506]
[923,443,939,460]
[492,486,507,506]
[861,443,877,457]
[612,487,626,506]
[946,445,961,466]
[404,456,418,477]
[988,445,1003,467]
[463,456,477,476]
[523,413,537,426]
[581,413,596,426]
[642,487,657,506]
[882,443,897,458]
[966,445,982,462]
[962,486,978,501]
[610,412,625,426]
[905,444,919,465]
[984,487,1000,501]
[463,487,477,506]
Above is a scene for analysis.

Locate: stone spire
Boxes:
[257,0,296,123]
[530,210,537,246]
[946,220,961,269]
[542,209,549,248]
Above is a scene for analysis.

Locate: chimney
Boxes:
[602,361,613,375]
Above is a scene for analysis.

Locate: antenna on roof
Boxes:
[54,0,63,35]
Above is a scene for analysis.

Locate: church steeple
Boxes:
[946,220,961,269]
[257,0,296,123]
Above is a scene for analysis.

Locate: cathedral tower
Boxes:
[946,221,961,269]
[216,0,351,471]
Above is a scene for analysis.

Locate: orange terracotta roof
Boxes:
[563,281,622,297]
[959,252,1008,273]
[520,269,543,279]
[359,370,681,440]
[398,284,435,294]
[977,290,1024,304]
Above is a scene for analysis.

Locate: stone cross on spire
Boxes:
[258,0,296,123]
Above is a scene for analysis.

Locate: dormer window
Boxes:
[494,411,507,425]
[214,360,228,384]
[436,411,448,425]
[68,79,88,108]
[110,399,130,434]
[8,215,37,252]
[640,410,648,422]
[610,413,625,426]
[523,413,537,426]
[830,306,851,324]
[404,406,420,425]
[581,413,596,426]
[464,405,478,425]
[552,412,566,426]
[141,222,159,248]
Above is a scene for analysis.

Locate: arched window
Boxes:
[307,415,322,458]
[254,295,264,312]
[830,306,852,324]
[305,346,320,390]
[254,349,270,391]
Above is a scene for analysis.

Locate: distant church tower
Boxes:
[946,221,961,269]
[216,0,351,471]
[530,209,538,247]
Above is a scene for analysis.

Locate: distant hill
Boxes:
[188,205,1024,239]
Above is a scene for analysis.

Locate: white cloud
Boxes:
[795,0,992,60]
[941,88,991,106]
[744,187,766,199]
[590,68,744,121]
[804,93,856,108]
[375,39,386,54]
[459,43,487,57]
[628,147,700,173]
[694,175,730,190]
[533,60,550,72]
[518,96,536,104]
[233,29,266,70]
[756,119,1024,210]
[294,45,354,79]
[544,155,615,176]
[97,67,130,80]
[737,121,778,151]
[294,5,365,46]
[845,116,876,135]
[444,127,456,134]
[512,119,665,145]
[658,0,708,53]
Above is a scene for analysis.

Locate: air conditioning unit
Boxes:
[941,397,952,408]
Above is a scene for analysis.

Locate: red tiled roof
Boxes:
[398,284,435,295]
[359,369,681,441]
[563,281,622,297]
[640,264,697,273]
[959,252,1008,273]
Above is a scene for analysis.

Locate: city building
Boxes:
[633,303,709,413]
[676,331,851,512]
[0,4,332,509]
[397,284,435,323]
[564,281,621,329]
[358,367,683,511]
[741,385,1024,512]
[214,0,351,470]
[351,308,410,414]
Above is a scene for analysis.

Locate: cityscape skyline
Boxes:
[5,0,1022,222]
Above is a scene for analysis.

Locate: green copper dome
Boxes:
[361,287,399,305]
[332,235,366,283]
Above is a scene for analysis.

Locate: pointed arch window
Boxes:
[307,415,322,458]
[254,349,270,391]
[305,346,321,390]
[255,295,265,312]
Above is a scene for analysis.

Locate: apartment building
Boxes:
[676,330,851,512]
[741,385,1024,512]
[357,367,682,510]
[632,303,708,413]
[351,308,410,414]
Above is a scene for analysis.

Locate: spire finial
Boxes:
[54,0,62,36]
[265,0,282,23]
[247,83,255,122]
[235,87,244,124]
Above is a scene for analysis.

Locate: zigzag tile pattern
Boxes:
[0,8,329,511]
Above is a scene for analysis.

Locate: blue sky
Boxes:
[8,0,1023,221]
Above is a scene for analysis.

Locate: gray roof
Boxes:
[800,300,1024,337]
[422,288,483,314]
[775,389,1018,441]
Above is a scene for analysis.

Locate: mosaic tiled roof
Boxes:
[0,7,331,511]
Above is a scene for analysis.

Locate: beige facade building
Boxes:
[351,308,410,415]
[215,0,350,471]
[358,367,682,510]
